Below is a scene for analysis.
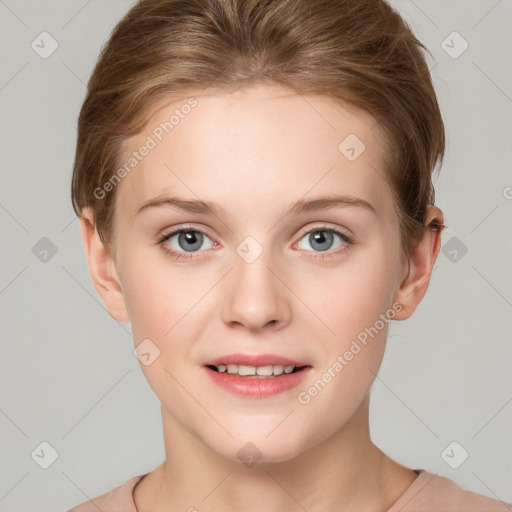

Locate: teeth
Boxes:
[226,364,238,374]
[258,365,278,376]
[215,364,298,377]
[238,365,255,376]
[272,365,284,376]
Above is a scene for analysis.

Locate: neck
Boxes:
[134,394,417,512]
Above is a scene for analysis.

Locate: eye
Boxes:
[159,227,217,261]
[158,224,353,261]
[295,226,353,257]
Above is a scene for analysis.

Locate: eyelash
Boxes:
[157,224,353,262]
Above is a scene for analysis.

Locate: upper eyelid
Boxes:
[298,224,350,237]
[162,223,213,238]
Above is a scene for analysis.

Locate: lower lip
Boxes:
[203,366,312,398]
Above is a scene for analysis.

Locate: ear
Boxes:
[392,205,444,320]
[79,207,130,323]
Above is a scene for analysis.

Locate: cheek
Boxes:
[123,276,170,342]
[119,250,196,341]
[295,266,394,438]
[119,262,194,406]
[294,245,398,408]
[303,253,398,340]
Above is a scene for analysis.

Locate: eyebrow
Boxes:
[135,193,377,218]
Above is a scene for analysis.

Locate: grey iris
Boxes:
[309,230,334,252]
[179,231,203,252]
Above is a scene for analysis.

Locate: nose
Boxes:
[221,249,291,332]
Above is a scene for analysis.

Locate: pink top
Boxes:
[67,469,510,511]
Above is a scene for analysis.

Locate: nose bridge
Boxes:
[221,235,290,331]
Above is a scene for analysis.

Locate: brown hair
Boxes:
[71,0,445,260]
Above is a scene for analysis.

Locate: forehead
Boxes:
[116,83,392,221]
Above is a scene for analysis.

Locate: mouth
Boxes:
[205,363,309,379]
[202,356,313,398]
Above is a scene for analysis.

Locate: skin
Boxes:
[80,83,443,512]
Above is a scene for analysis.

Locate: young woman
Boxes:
[67,0,508,510]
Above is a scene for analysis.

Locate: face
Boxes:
[98,84,411,463]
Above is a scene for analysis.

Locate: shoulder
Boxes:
[388,469,510,512]
[66,474,147,512]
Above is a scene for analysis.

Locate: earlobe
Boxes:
[393,206,444,321]
[79,207,130,323]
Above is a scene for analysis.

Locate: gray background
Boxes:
[0,0,511,510]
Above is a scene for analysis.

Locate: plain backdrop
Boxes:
[0,0,511,510]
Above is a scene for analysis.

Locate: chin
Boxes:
[207,433,308,466]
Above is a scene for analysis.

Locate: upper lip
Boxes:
[204,353,310,367]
